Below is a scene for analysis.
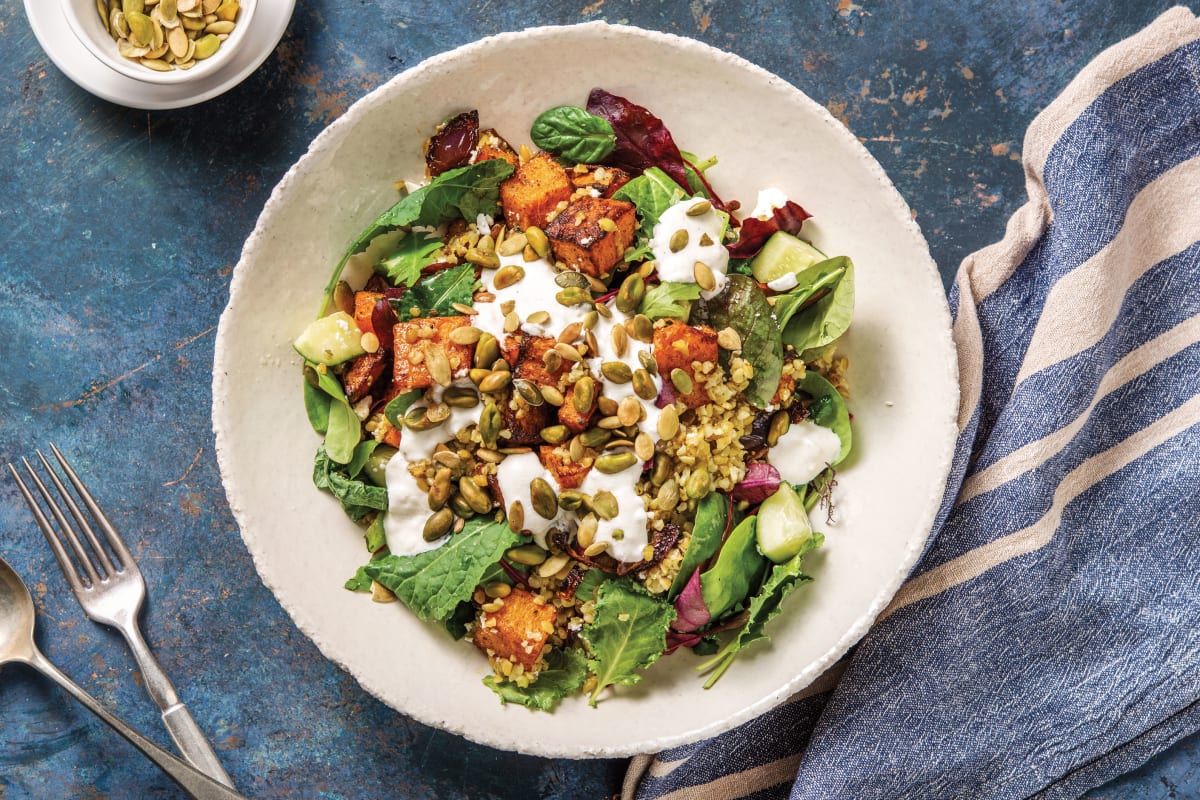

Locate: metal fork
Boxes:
[9,445,235,788]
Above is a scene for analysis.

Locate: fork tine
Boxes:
[49,443,135,570]
[21,456,105,587]
[8,462,91,591]
[36,449,118,577]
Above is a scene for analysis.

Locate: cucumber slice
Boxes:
[751,231,826,284]
[755,482,815,563]
[293,311,367,365]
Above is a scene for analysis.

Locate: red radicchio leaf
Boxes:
[371,299,397,351]
[586,88,691,191]
[655,381,677,409]
[425,110,479,177]
[671,568,711,633]
[665,631,705,654]
[732,462,781,504]
[726,200,812,260]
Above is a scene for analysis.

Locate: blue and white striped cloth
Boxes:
[628,7,1200,799]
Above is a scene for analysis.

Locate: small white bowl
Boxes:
[61,0,257,85]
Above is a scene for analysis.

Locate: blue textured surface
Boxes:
[2,1,1198,797]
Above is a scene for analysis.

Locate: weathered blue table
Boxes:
[2,1,1197,797]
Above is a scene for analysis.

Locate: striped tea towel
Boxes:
[627,7,1200,799]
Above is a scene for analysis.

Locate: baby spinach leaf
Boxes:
[771,256,850,332]
[782,257,854,354]
[796,371,852,463]
[313,447,388,522]
[698,533,824,688]
[531,106,617,164]
[612,167,688,261]
[443,601,476,640]
[380,231,444,288]
[699,516,767,623]
[581,579,676,706]
[693,274,783,409]
[303,377,331,435]
[364,514,387,553]
[306,362,360,464]
[346,439,379,480]
[344,566,374,592]
[364,517,520,623]
[389,263,478,322]
[375,159,515,231]
[383,388,423,428]
[668,492,730,600]
[638,281,701,321]
[484,648,588,711]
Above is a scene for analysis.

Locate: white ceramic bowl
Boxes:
[62,0,257,85]
[214,22,959,757]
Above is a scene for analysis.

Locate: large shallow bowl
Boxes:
[213,22,958,758]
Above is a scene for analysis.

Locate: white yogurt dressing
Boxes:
[578,461,651,563]
[648,198,729,299]
[494,450,562,548]
[768,420,842,485]
[749,187,789,219]
[471,253,593,342]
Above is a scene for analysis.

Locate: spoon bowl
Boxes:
[0,555,246,799]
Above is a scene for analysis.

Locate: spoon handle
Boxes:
[26,649,248,800]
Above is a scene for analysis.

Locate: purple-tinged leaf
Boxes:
[726,200,812,260]
[732,462,781,504]
[671,569,711,633]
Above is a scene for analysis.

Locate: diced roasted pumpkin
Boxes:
[570,165,632,198]
[472,128,519,169]
[391,316,473,392]
[342,350,388,403]
[545,195,637,278]
[500,396,552,446]
[557,383,593,432]
[499,152,574,231]
[540,445,590,490]
[653,322,719,409]
[354,291,384,335]
[512,335,567,387]
[473,587,556,671]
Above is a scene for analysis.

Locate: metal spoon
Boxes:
[0,555,248,799]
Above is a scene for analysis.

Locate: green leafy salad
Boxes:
[293,89,855,709]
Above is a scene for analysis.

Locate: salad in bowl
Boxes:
[293,89,855,711]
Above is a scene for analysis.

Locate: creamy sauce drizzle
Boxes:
[648,199,729,299]
[769,420,841,485]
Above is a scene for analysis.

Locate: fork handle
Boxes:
[26,650,248,800]
[121,622,236,788]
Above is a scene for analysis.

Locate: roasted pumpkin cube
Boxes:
[513,335,567,387]
[557,383,594,432]
[472,128,519,169]
[499,151,574,231]
[342,350,388,403]
[354,291,384,335]
[391,316,473,392]
[473,587,556,671]
[545,195,637,278]
[540,445,590,490]
[500,396,553,446]
[570,165,632,198]
[653,322,719,409]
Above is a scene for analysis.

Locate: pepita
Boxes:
[493,264,525,289]
[558,321,582,343]
[556,287,592,307]
[192,32,220,59]
[469,367,491,386]
[537,553,570,579]
[582,310,599,329]
[424,402,451,423]
[685,468,713,499]
[699,233,715,247]
[425,344,452,387]
[576,514,598,549]
[214,0,237,20]
[596,396,619,417]
[473,332,499,369]
[140,57,171,70]
[717,326,742,351]
[449,325,483,345]
[123,0,144,14]
[506,544,548,566]
[669,229,689,253]
[592,490,619,520]
[584,541,609,558]
[530,478,558,519]
[638,349,658,375]
[554,271,589,289]
[459,476,493,514]
[600,361,633,384]
[497,232,527,256]
[514,378,544,406]
[432,451,463,469]
[540,386,564,406]
[657,405,681,440]
[423,508,454,541]
[616,274,644,314]
[205,19,234,33]
[670,368,694,395]
[507,500,525,533]
[475,447,504,464]
[568,435,586,462]
[478,401,501,447]
[428,468,453,510]
[558,490,590,512]
[478,370,512,393]
[767,409,791,447]
[572,376,595,413]
[503,311,520,333]
[595,451,637,474]
[656,479,680,511]
[693,261,716,292]
[542,349,563,373]
[650,453,672,486]
[632,368,658,401]
[126,10,154,45]
[167,24,188,56]
[632,314,654,342]
[596,415,623,430]
[525,310,550,326]
[611,324,628,358]
[618,396,643,427]
[525,226,551,258]
[686,199,712,216]
[579,427,611,449]
[449,493,477,519]
[539,424,569,445]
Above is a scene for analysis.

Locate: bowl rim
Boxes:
[60,0,257,85]
[213,20,959,757]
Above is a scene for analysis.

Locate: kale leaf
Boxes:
[313,446,388,522]
[389,263,478,322]
[638,281,701,321]
[581,578,676,706]
[483,648,588,711]
[380,231,444,288]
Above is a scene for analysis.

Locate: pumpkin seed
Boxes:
[449,493,477,519]
[205,19,234,33]
[123,0,143,14]
[618,396,643,427]
[558,490,591,512]
[167,24,189,56]
[638,349,658,375]
[591,490,619,520]
[554,342,582,363]
[700,233,715,247]
[192,32,220,59]
[584,330,599,358]
[451,302,478,316]
[473,333,499,369]
[717,326,742,351]
[423,509,454,541]
[693,261,716,292]
[513,378,544,406]
[526,310,550,326]
[595,301,613,318]
[670,368,694,395]
[469,367,491,386]
[507,500,525,533]
[425,345,452,387]
[537,553,570,579]
[449,325,483,345]
[610,324,629,358]
[403,406,443,432]
[506,544,548,566]
[556,287,592,307]
[632,314,654,342]
[542,348,564,373]
[656,479,680,511]
[525,226,551,258]
[668,229,689,253]
[650,453,672,486]
[767,409,791,447]
[497,232,527,257]
[118,39,151,57]
[568,435,586,463]
[424,402,451,423]
[478,401,501,446]
[572,376,595,413]
[530,478,558,519]
[428,467,453,511]
[475,447,504,464]
[432,450,463,469]
[453,476,489,515]
[555,271,589,289]
[600,361,632,384]
[140,56,171,70]
[657,405,680,439]
[502,311,520,333]
[596,415,623,430]
[478,370,511,393]
[214,0,238,21]
[484,581,511,599]
[126,10,154,44]
[443,386,480,408]
[597,396,619,416]
[582,310,599,329]
[580,427,611,449]
[576,514,598,548]
[685,469,713,499]
[686,199,712,216]
[595,451,637,474]
[584,541,609,557]
[202,0,221,13]
[616,274,644,314]
[539,424,569,445]
[558,321,582,343]
[540,386,564,406]
[493,264,525,289]
[632,368,658,401]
